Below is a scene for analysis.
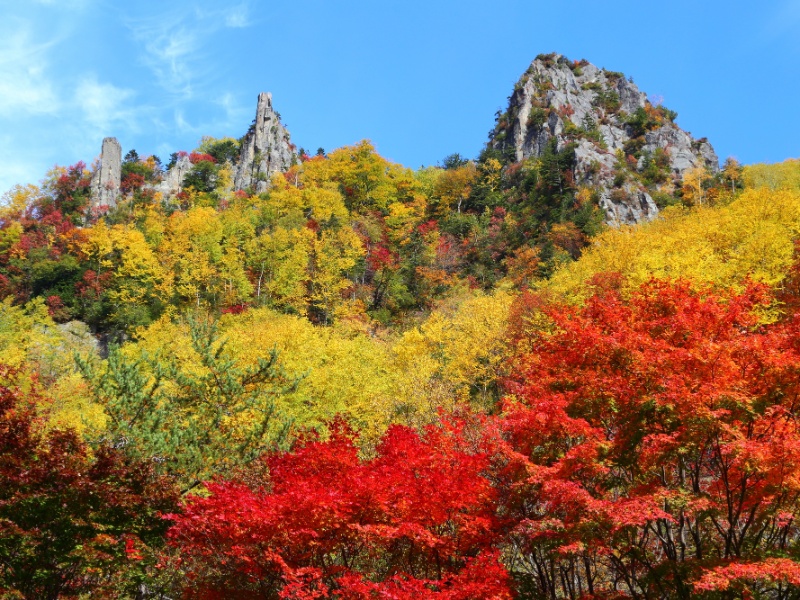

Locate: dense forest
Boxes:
[3,56,800,598]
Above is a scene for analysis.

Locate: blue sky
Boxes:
[1,0,799,195]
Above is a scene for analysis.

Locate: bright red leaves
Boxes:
[130,278,800,596]
[500,278,800,597]
[168,421,510,598]
[0,368,179,598]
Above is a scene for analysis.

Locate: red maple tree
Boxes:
[499,277,800,598]
[0,367,179,598]
[167,421,511,599]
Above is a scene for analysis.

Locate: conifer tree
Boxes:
[78,315,297,491]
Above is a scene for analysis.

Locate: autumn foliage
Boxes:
[499,278,800,598]
[4,139,800,597]
[155,276,800,598]
[167,421,511,598]
[0,367,179,598]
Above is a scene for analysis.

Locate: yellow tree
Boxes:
[390,289,514,423]
[682,165,712,205]
[0,184,40,220]
[259,173,306,228]
[0,298,104,432]
[479,157,503,194]
[722,157,743,195]
[323,140,397,213]
[432,162,478,214]
[307,227,364,323]
[124,308,398,446]
[246,226,313,313]
[743,158,800,192]
[302,184,349,224]
[219,309,396,441]
[157,207,252,309]
[76,222,171,331]
[259,172,350,228]
[546,186,800,304]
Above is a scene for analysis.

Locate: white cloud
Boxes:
[130,19,200,98]
[224,3,251,28]
[215,91,249,126]
[74,75,138,134]
[0,29,60,116]
[174,109,195,135]
[128,2,252,98]
[192,1,252,28]
[0,1,260,192]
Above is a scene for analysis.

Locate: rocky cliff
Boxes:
[233,92,296,194]
[90,92,296,207]
[153,154,192,198]
[490,54,718,224]
[89,137,122,208]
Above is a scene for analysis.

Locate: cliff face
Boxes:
[233,92,296,194]
[153,154,192,198]
[89,137,122,208]
[491,54,718,224]
[90,92,296,207]
[87,59,715,223]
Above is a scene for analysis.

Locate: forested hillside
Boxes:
[2,55,800,598]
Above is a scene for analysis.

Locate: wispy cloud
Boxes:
[1,1,259,193]
[174,108,194,134]
[215,92,249,126]
[130,21,200,97]
[224,3,251,28]
[0,29,60,116]
[193,1,252,28]
[74,75,138,134]
[127,2,253,98]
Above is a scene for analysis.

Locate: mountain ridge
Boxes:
[85,53,720,229]
[88,92,298,209]
[489,53,719,224]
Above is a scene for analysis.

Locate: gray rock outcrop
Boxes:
[234,92,296,193]
[90,137,122,207]
[491,54,719,225]
[640,125,718,175]
[154,154,193,197]
[151,92,296,198]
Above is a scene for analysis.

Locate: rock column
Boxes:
[234,92,296,193]
[90,137,122,208]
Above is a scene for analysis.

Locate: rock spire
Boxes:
[233,92,296,193]
[89,137,122,208]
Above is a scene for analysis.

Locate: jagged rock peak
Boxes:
[233,92,296,193]
[154,154,193,198]
[490,53,719,225]
[90,137,122,208]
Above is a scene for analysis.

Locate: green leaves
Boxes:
[78,314,297,490]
